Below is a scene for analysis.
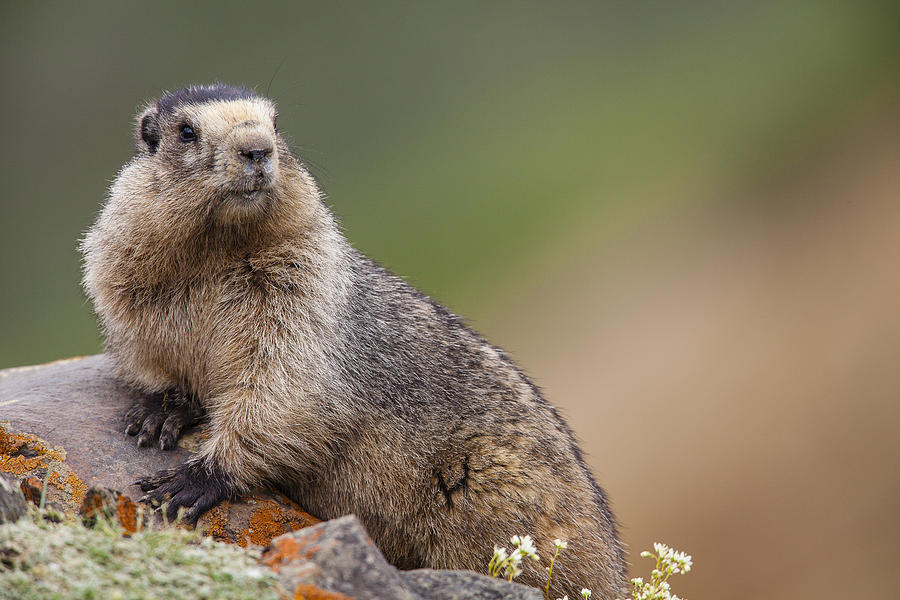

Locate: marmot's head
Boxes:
[133,84,305,225]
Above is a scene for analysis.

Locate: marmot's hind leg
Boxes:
[124,391,202,450]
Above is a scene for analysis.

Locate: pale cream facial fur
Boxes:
[144,98,282,226]
[187,99,279,192]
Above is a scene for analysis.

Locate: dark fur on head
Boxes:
[138,84,262,155]
[156,83,258,116]
[82,84,627,599]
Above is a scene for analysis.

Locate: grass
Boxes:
[0,509,280,600]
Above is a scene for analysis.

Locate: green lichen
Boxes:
[0,510,280,600]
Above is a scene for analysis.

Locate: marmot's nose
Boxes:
[240,147,272,163]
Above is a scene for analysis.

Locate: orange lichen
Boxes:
[261,526,327,577]
[45,469,87,506]
[0,453,47,476]
[227,498,320,547]
[0,426,66,477]
[0,427,25,455]
[64,472,87,505]
[116,494,139,534]
[261,536,303,572]
[202,503,232,540]
[293,584,355,600]
[0,425,87,513]
[245,500,293,546]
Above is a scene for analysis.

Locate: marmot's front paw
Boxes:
[124,392,201,450]
[136,461,233,525]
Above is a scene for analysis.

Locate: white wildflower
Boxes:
[631,542,692,600]
[672,550,692,574]
[511,534,539,559]
[554,538,568,549]
[581,589,592,598]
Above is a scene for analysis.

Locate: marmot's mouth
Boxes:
[239,189,266,202]
[220,185,268,205]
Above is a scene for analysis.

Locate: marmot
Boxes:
[81,84,627,599]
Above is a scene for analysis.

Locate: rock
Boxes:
[402,570,543,600]
[0,475,26,523]
[0,355,319,544]
[79,486,151,534]
[263,514,413,600]
[19,477,43,506]
[263,515,542,600]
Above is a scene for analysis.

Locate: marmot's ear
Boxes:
[137,105,160,154]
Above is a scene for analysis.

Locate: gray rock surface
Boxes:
[0,356,318,542]
[0,475,26,523]
[0,356,192,496]
[264,515,542,600]
[402,569,543,600]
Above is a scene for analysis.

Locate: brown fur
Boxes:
[81,84,627,599]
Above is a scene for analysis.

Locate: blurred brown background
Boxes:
[1,2,898,598]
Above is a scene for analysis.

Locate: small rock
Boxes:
[0,475,26,523]
[80,486,148,534]
[263,515,541,600]
[264,515,414,600]
[19,476,43,506]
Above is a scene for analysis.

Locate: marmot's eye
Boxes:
[178,124,197,142]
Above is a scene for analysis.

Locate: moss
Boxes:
[0,510,281,600]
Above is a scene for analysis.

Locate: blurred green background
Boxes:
[2,2,899,599]
[1,0,895,367]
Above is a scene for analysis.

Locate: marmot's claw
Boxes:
[136,462,232,525]
[159,411,191,450]
[124,403,149,436]
[135,467,177,492]
[124,393,200,450]
[137,413,165,447]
